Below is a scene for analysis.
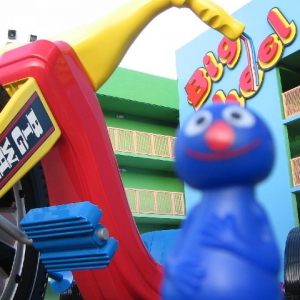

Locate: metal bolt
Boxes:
[97,228,109,241]
[15,274,22,283]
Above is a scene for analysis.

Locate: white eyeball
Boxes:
[222,106,255,128]
[185,110,213,136]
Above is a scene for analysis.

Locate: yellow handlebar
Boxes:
[0,0,245,92]
[183,0,245,41]
[59,0,244,91]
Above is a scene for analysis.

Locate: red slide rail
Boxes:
[0,40,163,299]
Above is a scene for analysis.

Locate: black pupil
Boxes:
[197,116,205,124]
[231,112,241,119]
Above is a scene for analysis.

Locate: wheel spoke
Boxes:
[0,183,26,299]
[0,164,49,300]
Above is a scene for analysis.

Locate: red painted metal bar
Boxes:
[0,40,163,299]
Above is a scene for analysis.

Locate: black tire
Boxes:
[60,282,83,300]
[284,227,300,298]
[0,163,49,300]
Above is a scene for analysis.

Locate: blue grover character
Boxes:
[161,104,281,300]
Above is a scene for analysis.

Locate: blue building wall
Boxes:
[176,0,300,278]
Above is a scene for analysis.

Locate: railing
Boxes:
[282,85,300,118]
[125,188,185,216]
[108,127,175,158]
[291,157,300,187]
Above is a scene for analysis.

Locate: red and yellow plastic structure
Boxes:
[0,0,244,298]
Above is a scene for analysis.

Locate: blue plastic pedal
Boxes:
[20,201,118,272]
[49,271,73,293]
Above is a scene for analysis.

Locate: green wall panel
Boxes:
[98,67,179,109]
[120,168,183,192]
[136,223,180,234]
[104,111,177,136]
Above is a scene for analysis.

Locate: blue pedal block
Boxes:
[20,201,118,272]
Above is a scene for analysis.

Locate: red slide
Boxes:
[0,40,163,299]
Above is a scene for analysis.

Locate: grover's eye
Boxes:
[185,110,212,136]
[223,106,255,128]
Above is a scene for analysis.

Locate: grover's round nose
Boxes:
[205,120,235,151]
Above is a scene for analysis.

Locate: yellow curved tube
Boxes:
[52,0,244,91]
[183,0,245,41]
[0,0,245,92]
